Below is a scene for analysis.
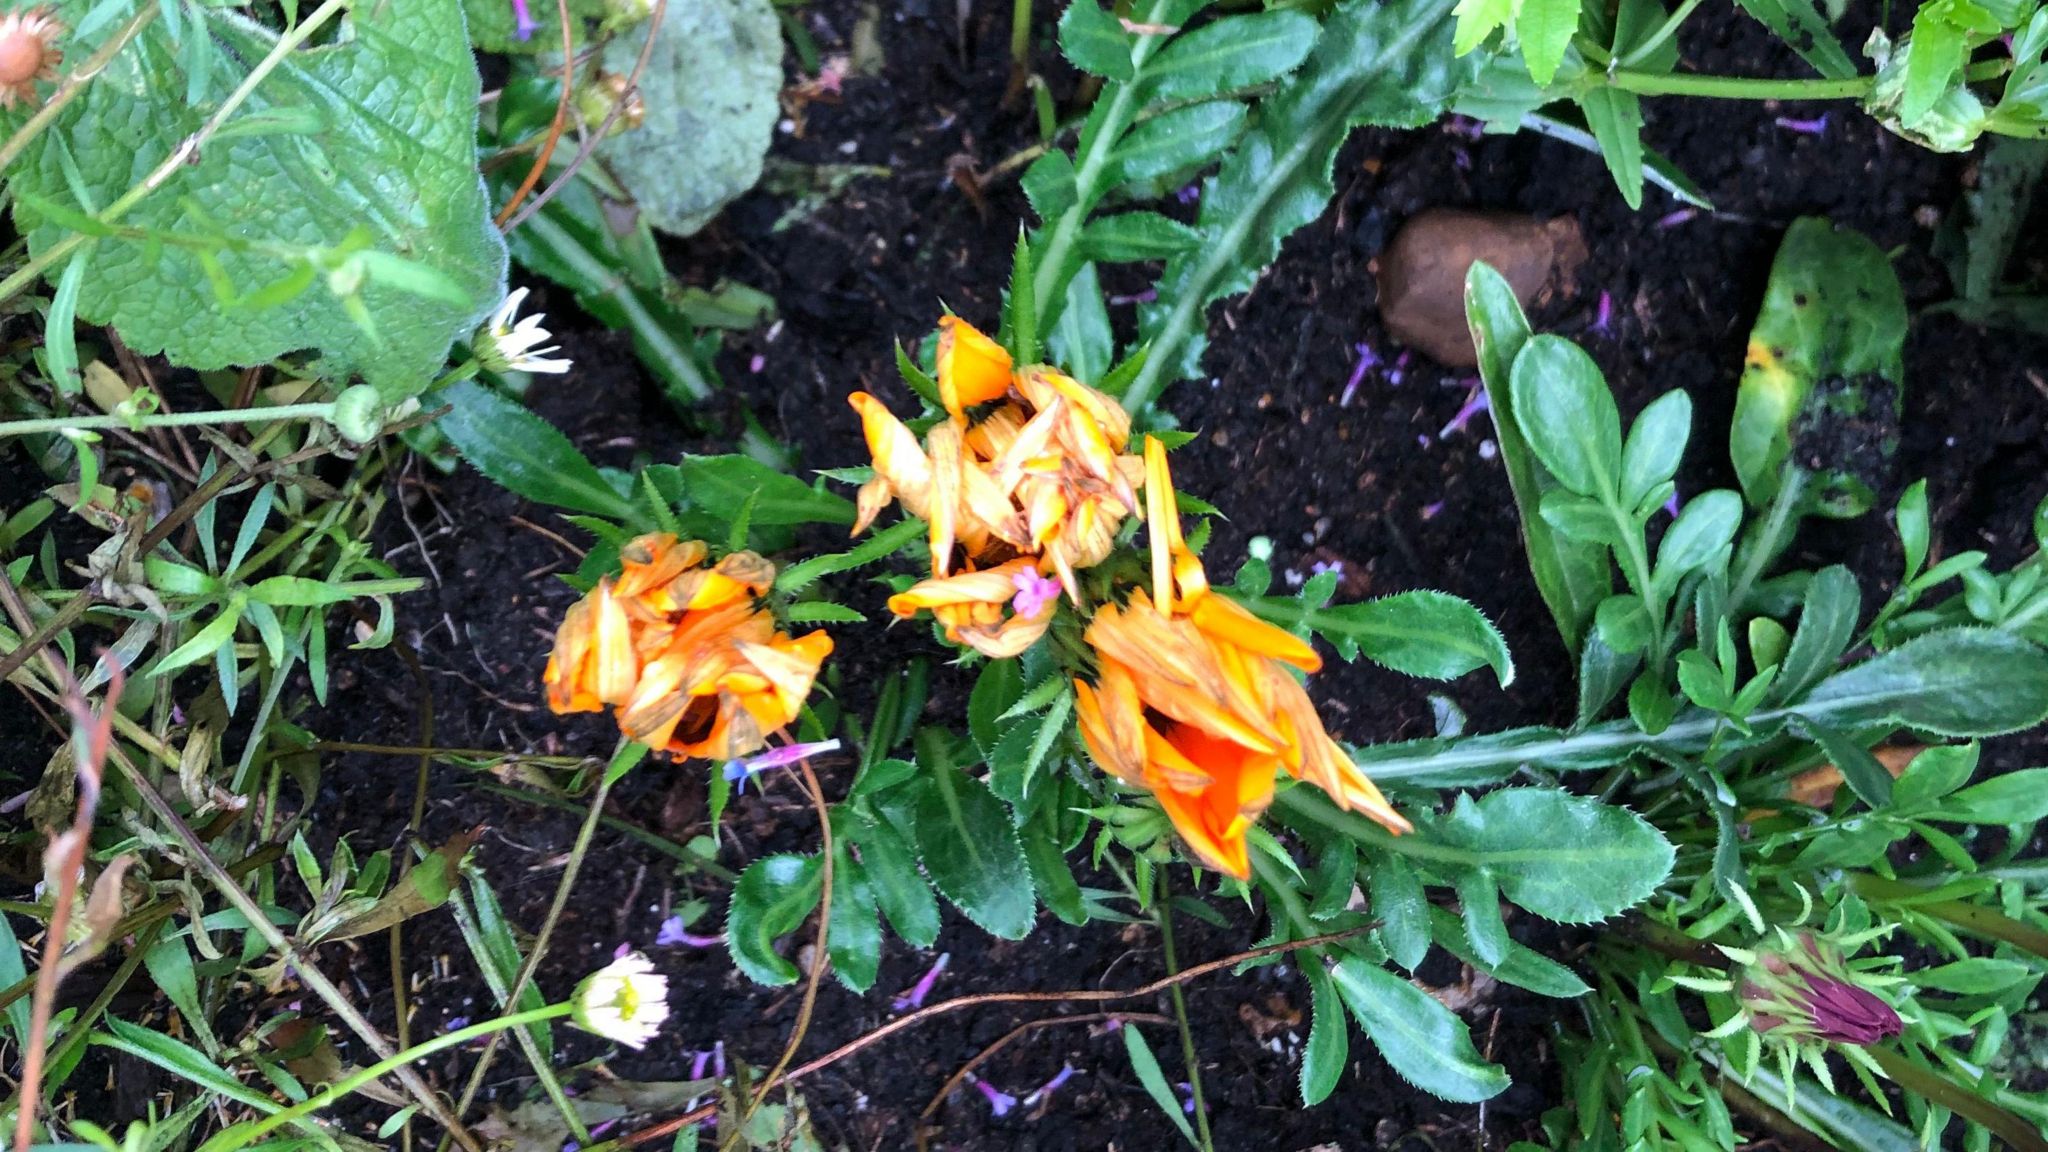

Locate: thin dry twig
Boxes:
[493,0,577,228]
[622,926,1371,1146]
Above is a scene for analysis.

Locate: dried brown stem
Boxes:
[914,1010,1172,1147]
[493,0,577,228]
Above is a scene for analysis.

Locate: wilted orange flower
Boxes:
[850,316,1144,611]
[544,534,832,760]
[1072,439,1409,878]
[888,557,1062,659]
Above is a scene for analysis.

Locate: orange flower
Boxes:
[887,558,1061,659]
[544,534,832,760]
[849,316,1143,601]
[1072,439,1409,878]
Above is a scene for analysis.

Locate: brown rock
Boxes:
[1373,209,1588,367]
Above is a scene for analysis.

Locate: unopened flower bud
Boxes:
[329,384,384,444]
[575,72,644,137]
[1737,931,1901,1046]
[0,7,63,110]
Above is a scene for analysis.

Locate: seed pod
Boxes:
[0,7,63,110]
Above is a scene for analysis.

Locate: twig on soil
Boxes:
[913,1011,1172,1147]
[617,927,1370,1147]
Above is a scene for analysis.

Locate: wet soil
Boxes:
[8,1,2048,1149]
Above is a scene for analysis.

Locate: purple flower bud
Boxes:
[1738,931,1902,1047]
[510,0,539,40]
[723,740,842,793]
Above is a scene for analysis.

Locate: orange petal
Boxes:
[592,582,638,706]
[850,392,933,515]
[1190,593,1322,673]
[936,316,1014,417]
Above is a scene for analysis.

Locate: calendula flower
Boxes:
[888,557,1058,659]
[544,534,832,760]
[475,287,572,374]
[0,7,62,110]
[850,316,1144,601]
[1072,438,1409,878]
[571,951,670,1049]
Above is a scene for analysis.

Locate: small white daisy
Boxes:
[474,287,571,374]
[571,951,669,1049]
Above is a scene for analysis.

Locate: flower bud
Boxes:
[1737,931,1901,1047]
[329,384,385,445]
[574,72,645,137]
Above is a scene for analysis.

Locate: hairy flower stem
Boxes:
[1156,872,1216,1152]
[1598,56,2011,102]
[444,750,639,1149]
[1864,1045,2048,1152]
[1846,873,2048,961]
[200,1004,575,1152]
[0,401,341,439]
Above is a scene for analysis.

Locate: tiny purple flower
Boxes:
[445,1016,470,1030]
[1591,291,1614,335]
[723,739,842,794]
[1024,1062,1078,1107]
[656,915,724,948]
[1421,501,1445,521]
[1175,1082,1196,1114]
[1340,342,1379,408]
[1011,569,1061,619]
[748,354,766,373]
[1452,146,1472,172]
[893,952,950,1012]
[510,0,539,40]
[975,1078,1018,1117]
[1310,559,1344,578]
[1774,112,1830,136]
[1175,183,1201,205]
[1656,208,1698,230]
[1439,383,1490,438]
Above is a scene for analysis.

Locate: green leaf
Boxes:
[1508,335,1621,499]
[1123,1024,1201,1146]
[1428,788,1675,923]
[969,658,1027,756]
[451,865,552,1060]
[1731,217,1906,518]
[1515,0,1580,86]
[1798,628,2048,738]
[1594,595,1652,655]
[1457,870,1510,966]
[1770,565,1860,705]
[1913,957,2035,993]
[1452,0,1514,55]
[1732,0,1856,78]
[1103,101,1249,191]
[1004,229,1041,365]
[1142,10,1321,102]
[1301,965,1348,1107]
[1079,212,1205,262]
[1904,6,1972,125]
[727,854,823,986]
[0,913,28,1047]
[1370,851,1432,970]
[1564,88,1646,207]
[592,0,780,236]
[1934,767,2048,823]
[1331,957,1509,1102]
[1426,906,1591,998]
[1050,261,1114,384]
[827,847,882,993]
[153,602,246,677]
[988,690,1074,813]
[913,755,1036,939]
[1275,589,1514,685]
[1023,809,1088,926]
[775,518,922,596]
[1791,719,1895,809]
[246,575,422,607]
[95,1018,279,1113]
[1465,262,1610,652]
[14,0,506,399]
[848,812,940,949]
[1058,0,1136,79]
[1897,480,1931,578]
[1619,390,1690,510]
[1131,0,1475,402]
[1655,490,1742,585]
[142,937,218,1054]
[437,380,639,520]
[666,456,855,528]
[311,831,475,942]
[1890,742,1980,809]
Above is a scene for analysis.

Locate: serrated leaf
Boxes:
[1733,0,1856,78]
[1515,0,1579,86]
[912,760,1035,939]
[1080,212,1205,262]
[1933,767,2048,824]
[437,380,640,520]
[827,847,882,993]
[662,456,855,528]
[1281,590,1514,685]
[1798,628,2048,737]
[1429,789,1674,923]
[1371,851,1431,971]
[1331,957,1509,1102]
[727,854,823,986]
[1577,87,1645,208]
[1130,0,1474,403]
[1143,9,1320,101]
[848,812,939,949]
[1058,0,1136,79]
[1452,0,1514,54]
[1103,101,1248,191]
[12,0,506,398]
[1301,964,1348,1106]
[1770,565,1860,705]
[1124,1024,1201,1145]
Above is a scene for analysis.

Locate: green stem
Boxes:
[1864,1045,2048,1152]
[200,1004,576,1152]
[1156,872,1215,1152]
[1845,873,2048,961]
[446,758,631,1145]
[0,0,354,306]
[1614,0,1705,69]
[0,402,338,439]
[1600,71,1873,100]
[1728,469,1806,615]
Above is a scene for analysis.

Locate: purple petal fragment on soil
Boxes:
[893,952,949,1011]
[656,915,724,948]
[1656,208,1697,230]
[1774,112,1830,136]
[975,1078,1019,1117]
[1439,383,1490,438]
[1024,1062,1078,1106]
[1591,290,1614,335]
[1340,343,1380,408]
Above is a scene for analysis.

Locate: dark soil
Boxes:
[9,1,2048,1150]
